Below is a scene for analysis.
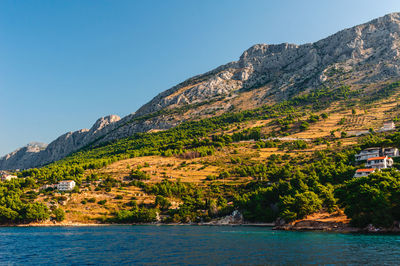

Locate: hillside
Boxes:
[2,13,400,230]
[3,12,400,170]
[2,77,400,228]
[43,87,400,226]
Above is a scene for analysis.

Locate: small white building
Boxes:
[354,168,376,177]
[355,147,381,161]
[346,130,370,137]
[366,156,393,169]
[381,121,395,132]
[383,147,399,157]
[40,184,57,190]
[1,174,17,181]
[57,180,76,191]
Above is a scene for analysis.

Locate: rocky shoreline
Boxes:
[273,220,400,234]
[2,221,400,234]
[4,210,400,234]
[273,220,360,233]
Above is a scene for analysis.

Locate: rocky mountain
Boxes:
[2,12,400,170]
[0,115,121,170]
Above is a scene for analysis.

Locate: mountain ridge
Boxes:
[2,12,400,170]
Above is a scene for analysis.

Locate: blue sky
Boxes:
[1,0,400,156]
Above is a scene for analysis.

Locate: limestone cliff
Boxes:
[2,12,400,170]
[0,115,120,169]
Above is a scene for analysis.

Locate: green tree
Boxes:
[53,208,65,222]
[155,195,171,210]
[23,203,50,222]
[0,206,18,223]
[336,170,400,227]
[280,191,322,221]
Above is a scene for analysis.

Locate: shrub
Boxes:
[97,200,107,205]
[87,198,96,203]
[218,171,230,179]
[126,200,137,208]
[129,169,150,180]
[308,114,320,123]
[300,121,310,131]
[114,208,158,223]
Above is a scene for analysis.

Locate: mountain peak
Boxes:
[240,43,299,61]
[91,115,121,133]
[3,12,400,170]
[376,12,400,23]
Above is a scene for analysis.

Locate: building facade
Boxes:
[57,180,76,191]
[381,121,395,131]
[355,147,381,161]
[383,147,399,157]
[356,147,399,161]
[354,168,375,177]
[366,156,393,169]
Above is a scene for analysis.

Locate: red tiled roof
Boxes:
[367,156,387,161]
[356,168,375,173]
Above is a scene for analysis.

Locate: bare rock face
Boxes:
[134,62,239,116]
[138,12,400,112]
[0,142,48,170]
[3,13,400,170]
[0,115,121,170]
[207,210,244,225]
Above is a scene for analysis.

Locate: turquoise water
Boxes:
[0,225,399,265]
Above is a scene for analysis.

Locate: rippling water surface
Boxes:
[1,225,400,265]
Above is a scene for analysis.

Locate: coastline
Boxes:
[2,210,398,234]
[3,221,276,228]
[2,222,399,234]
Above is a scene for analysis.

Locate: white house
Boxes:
[366,156,393,169]
[379,121,396,132]
[40,184,57,190]
[1,174,17,182]
[355,147,381,161]
[346,130,370,137]
[383,147,399,157]
[57,180,76,191]
[354,168,375,177]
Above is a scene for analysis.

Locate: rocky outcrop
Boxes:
[0,142,47,170]
[138,12,400,113]
[0,115,121,170]
[205,210,244,225]
[3,12,400,170]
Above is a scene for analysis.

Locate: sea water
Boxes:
[0,225,399,265]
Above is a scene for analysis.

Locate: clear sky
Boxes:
[1,0,400,156]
